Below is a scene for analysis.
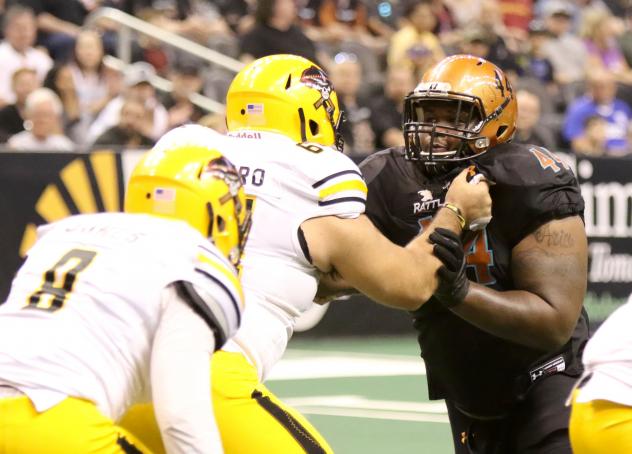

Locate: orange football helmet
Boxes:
[403,55,517,166]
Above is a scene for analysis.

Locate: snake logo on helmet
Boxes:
[403,55,517,172]
[124,145,252,266]
[226,54,344,152]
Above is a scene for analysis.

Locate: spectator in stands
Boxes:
[541,1,588,86]
[364,0,403,40]
[515,89,558,150]
[0,5,52,106]
[430,0,457,36]
[162,60,205,129]
[239,0,320,64]
[581,9,632,84]
[43,64,80,137]
[0,68,39,142]
[93,97,153,148]
[535,0,608,35]
[328,52,375,156]
[210,0,250,33]
[370,65,415,149]
[563,69,632,156]
[14,0,94,62]
[445,0,525,50]
[87,61,168,144]
[69,30,118,144]
[518,20,557,89]
[387,0,444,72]
[301,0,386,53]
[7,87,73,151]
[443,0,483,29]
[138,0,233,53]
[498,0,533,37]
[571,115,609,157]
[459,26,521,80]
[477,0,522,53]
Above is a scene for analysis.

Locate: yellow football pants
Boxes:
[570,390,632,454]
[120,351,333,454]
[0,395,152,454]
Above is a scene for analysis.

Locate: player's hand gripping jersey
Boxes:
[152,125,366,380]
[0,212,243,421]
[361,142,588,416]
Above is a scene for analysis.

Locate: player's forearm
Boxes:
[358,210,462,310]
[152,293,221,454]
[451,283,574,351]
[384,209,464,309]
[367,251,438,310]
[307,214,452,311]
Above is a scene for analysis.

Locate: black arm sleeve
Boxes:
[174,281,226,350]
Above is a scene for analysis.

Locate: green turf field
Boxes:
[267,336,454,453]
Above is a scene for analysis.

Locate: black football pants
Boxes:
[445,374,575,454]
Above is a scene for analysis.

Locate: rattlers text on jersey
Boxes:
[153,125,366,380]
[0,212,243,422]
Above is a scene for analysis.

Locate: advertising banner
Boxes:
[1,151,631,335]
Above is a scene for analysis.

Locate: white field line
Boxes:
[283,395,449,424]
[268,351,426,381]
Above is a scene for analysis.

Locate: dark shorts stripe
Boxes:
[116,435,143,454]
[252,390,327,454]
[312,170,363,189]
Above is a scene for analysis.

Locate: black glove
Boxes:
[428,228,470,308]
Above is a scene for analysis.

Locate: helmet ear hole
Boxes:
[496,125,508,138]
[217,215,226,233]
[309,120,319,136]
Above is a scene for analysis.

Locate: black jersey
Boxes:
[360,143,589,417]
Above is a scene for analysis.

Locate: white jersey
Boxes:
[0,212,243,421]
[575,294,632,406]
[153,126,367,380]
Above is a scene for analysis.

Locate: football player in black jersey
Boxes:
[352,55,588,453]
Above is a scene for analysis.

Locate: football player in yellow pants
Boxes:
[121,351,333,454]
[0,146,251,454]
[569,296,632,454]
[0,394,152,454]
[570,391,632,454]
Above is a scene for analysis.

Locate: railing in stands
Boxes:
[84,7,245,113]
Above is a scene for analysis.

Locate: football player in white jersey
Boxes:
[0,145,251,453]
[120,54,492,453]
[569,294,632,453]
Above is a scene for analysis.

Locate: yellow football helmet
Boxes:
[226,54,344,151]
[403,54,517,164]
[124,145,251,266]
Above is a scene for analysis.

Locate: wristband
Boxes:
[442,203,466,230]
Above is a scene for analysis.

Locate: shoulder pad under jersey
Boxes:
[476,142,584,245]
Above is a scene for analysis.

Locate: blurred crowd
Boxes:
[0,0,631,158]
